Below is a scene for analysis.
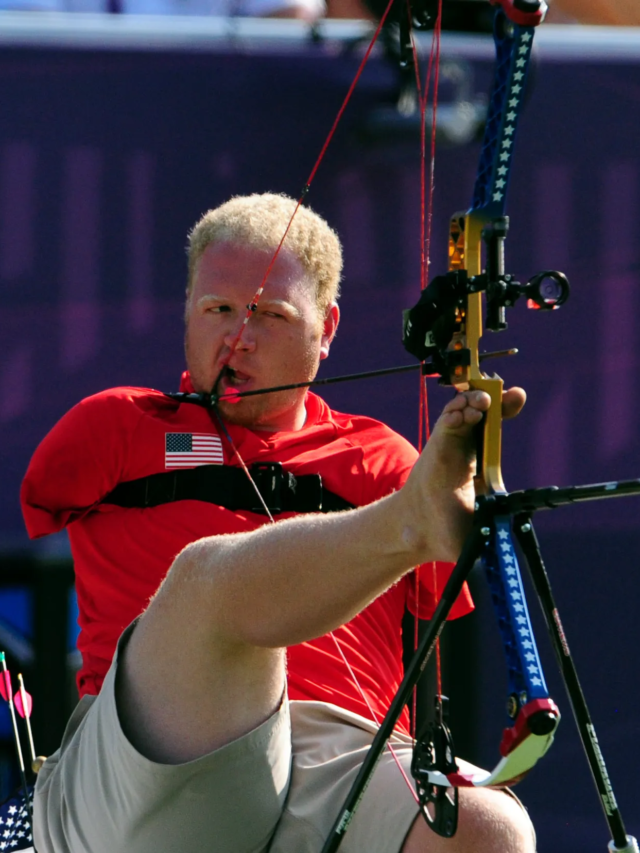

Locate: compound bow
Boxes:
[168,2,638,850]
[317,1,638,851]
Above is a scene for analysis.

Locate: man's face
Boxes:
[185,241,339,432]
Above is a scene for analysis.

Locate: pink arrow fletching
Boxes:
[222,387,241,404]
[0,671,12,703]
[15,689,32,718]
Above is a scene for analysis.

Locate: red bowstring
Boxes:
[220,0,398,375]
[211,410,276,522]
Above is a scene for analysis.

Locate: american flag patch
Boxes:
[165,433,224,468]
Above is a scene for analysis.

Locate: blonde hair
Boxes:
[187,193,342,315]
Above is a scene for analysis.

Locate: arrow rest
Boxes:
[411,696,459,837]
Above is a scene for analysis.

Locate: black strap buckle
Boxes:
[249,462,291,514]
[248,462,325,514]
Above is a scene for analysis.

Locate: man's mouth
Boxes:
[217,366,254,403]
[223,366,252,385]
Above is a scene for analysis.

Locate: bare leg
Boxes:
[115,553,286,764]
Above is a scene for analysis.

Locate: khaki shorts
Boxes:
[34,625,531,853]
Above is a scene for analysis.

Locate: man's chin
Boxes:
[216,401,257,427]
[215,387,308,432]
[215,395,300,432]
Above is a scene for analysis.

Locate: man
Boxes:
[22,193,532,852]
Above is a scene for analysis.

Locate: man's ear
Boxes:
[319,303,340,361]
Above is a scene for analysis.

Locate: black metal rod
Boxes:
[168,354,518,409]
[497,478,640,515]
[218,363,421,400]
[319,523,488,853]
[513,514,631,851]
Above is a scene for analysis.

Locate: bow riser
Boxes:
[448,211,506,493]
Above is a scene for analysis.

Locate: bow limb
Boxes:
[449,209,506,494]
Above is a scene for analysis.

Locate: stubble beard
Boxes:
[216,388,305,430]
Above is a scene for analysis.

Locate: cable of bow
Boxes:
[399,0,446,756]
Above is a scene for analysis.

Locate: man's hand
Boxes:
[399,387,526,563]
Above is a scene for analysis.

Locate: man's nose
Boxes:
[223,318,256,352]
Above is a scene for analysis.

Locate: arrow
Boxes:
[16,674,46,775]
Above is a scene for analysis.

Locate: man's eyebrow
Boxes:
[259,298,301,316]
[195,293,226,306]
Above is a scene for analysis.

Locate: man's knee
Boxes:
[402,787,535,853]
[458,788,535,853]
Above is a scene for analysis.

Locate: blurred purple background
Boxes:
[0,25,638,849]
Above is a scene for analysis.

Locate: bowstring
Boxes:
[209,0,445,802]
[210,409,276,522]
[213,0,398,390]
[329,632,420,803]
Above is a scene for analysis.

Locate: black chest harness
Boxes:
[102,461,354,516]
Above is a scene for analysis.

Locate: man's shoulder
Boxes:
[53,386,180,441]
[324,405,417,458]
[314,404,417,500]
[74,386,175,414]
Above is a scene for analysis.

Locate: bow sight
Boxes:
[402,214,570,382]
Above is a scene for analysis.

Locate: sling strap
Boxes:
[102,462,355,515]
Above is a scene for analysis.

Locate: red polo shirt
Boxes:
[21,373,472,733]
